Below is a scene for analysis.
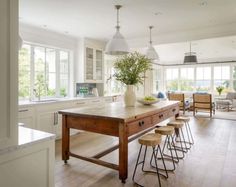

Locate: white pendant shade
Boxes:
[105,30,129,55]
[146,26,159,61]
[105,5,129,56]
[146,45,159,61]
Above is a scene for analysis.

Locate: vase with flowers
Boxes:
[216,85,224,96]
[113,52,151,107]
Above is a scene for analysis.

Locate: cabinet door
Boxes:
[85,47,94,81]
[18,107,35,129]
[95,50,103,81]
[37,111,56,134]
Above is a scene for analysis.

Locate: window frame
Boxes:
[19,42,71,100]
[162,62,236,94]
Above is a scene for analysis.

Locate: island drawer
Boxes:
[127,117,152,136]
[152,110,169,124]
[167,105,179,117]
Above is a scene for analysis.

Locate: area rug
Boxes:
[183,109,236,121]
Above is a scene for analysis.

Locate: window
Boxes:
[104,58,124,96]
[19,43,70,100]
[196,67,211,92]
[166,68,178,91]
[233,65,236,91]
[214,66,230,94]
[19,44,31,99]
[179,68,194,91]
[153,68,162,92]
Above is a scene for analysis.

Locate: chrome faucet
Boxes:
[33,88,41,101]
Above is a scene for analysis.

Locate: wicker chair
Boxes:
[193,94,215,117]
[168,93,190,114]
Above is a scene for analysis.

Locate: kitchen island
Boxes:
[59,100,179,183]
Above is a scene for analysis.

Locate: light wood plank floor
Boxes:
[55,118,236,187]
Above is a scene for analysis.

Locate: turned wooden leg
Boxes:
[62,115,70,163]
[119,122,128,183]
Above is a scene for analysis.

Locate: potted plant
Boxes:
[113,52,151,106]
[216,85,224,96]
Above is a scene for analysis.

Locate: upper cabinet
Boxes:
[77,38,106,83]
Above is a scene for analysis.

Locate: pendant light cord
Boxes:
[149,26,153,45]
[115,5,122,31]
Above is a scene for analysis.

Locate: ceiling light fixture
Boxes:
[183,42,198,64]
[146,26,159,61]
[105,5,129,55]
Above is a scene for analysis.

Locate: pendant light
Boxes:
[105,5,129,55]
[183,42,197,64]
[146,26,159,61]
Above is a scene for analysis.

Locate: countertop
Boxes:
[0,126,56,155]
[19,96,114,107]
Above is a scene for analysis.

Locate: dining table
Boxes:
[58,100,179,183]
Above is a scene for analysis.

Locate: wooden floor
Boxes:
[55,118,236,187]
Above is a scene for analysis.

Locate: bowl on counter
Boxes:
[137,97,160,105]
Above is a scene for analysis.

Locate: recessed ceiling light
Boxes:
[42,25,47,28]
[199,1,208,6]
[64,31,69,34]
[154,12,163,16]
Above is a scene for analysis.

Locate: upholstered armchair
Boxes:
[215,92,236,111]
[193,94,215,117]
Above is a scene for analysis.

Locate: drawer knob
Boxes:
[172,108,176,112]
[139,122,142,126]
[142,121,144,125]
[159,114,163,118]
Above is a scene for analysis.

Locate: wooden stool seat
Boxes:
[176,116,190,122]
[167,120,184,128]
[138,133,162,146]
[155,126,175,135]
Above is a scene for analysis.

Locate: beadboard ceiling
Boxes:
[19,0,236,63]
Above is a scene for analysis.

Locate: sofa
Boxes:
[215,92,236,111]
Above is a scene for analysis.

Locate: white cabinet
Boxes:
[37,111,56,134]
[104,96,113,103]
[18,106,35,129]
[85,47,103,82]
[18,97,114,139]
[77,38,105,83]
[35,102,71,138]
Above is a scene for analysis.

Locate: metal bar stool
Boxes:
[150,126,179,172]
[176,116,194,145]
[167,120,189,157]
[132,133,167,187]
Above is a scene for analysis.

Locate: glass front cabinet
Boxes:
[85,47,103,83]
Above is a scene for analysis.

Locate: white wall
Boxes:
[0,0,18,148]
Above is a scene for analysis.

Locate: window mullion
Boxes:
[30,45,35,100]
[56,50,60,97]
[45,47,47,97]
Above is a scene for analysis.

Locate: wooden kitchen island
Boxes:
[59,101,179,183]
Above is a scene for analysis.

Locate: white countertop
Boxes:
[0,126,55,155]
[18,96,114,107]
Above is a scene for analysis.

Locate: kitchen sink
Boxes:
[32,99,59,103]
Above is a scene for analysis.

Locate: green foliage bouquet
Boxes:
[216,85,224,95]
[113,52,151,85]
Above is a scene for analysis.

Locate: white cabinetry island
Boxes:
[0,127,55,187]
